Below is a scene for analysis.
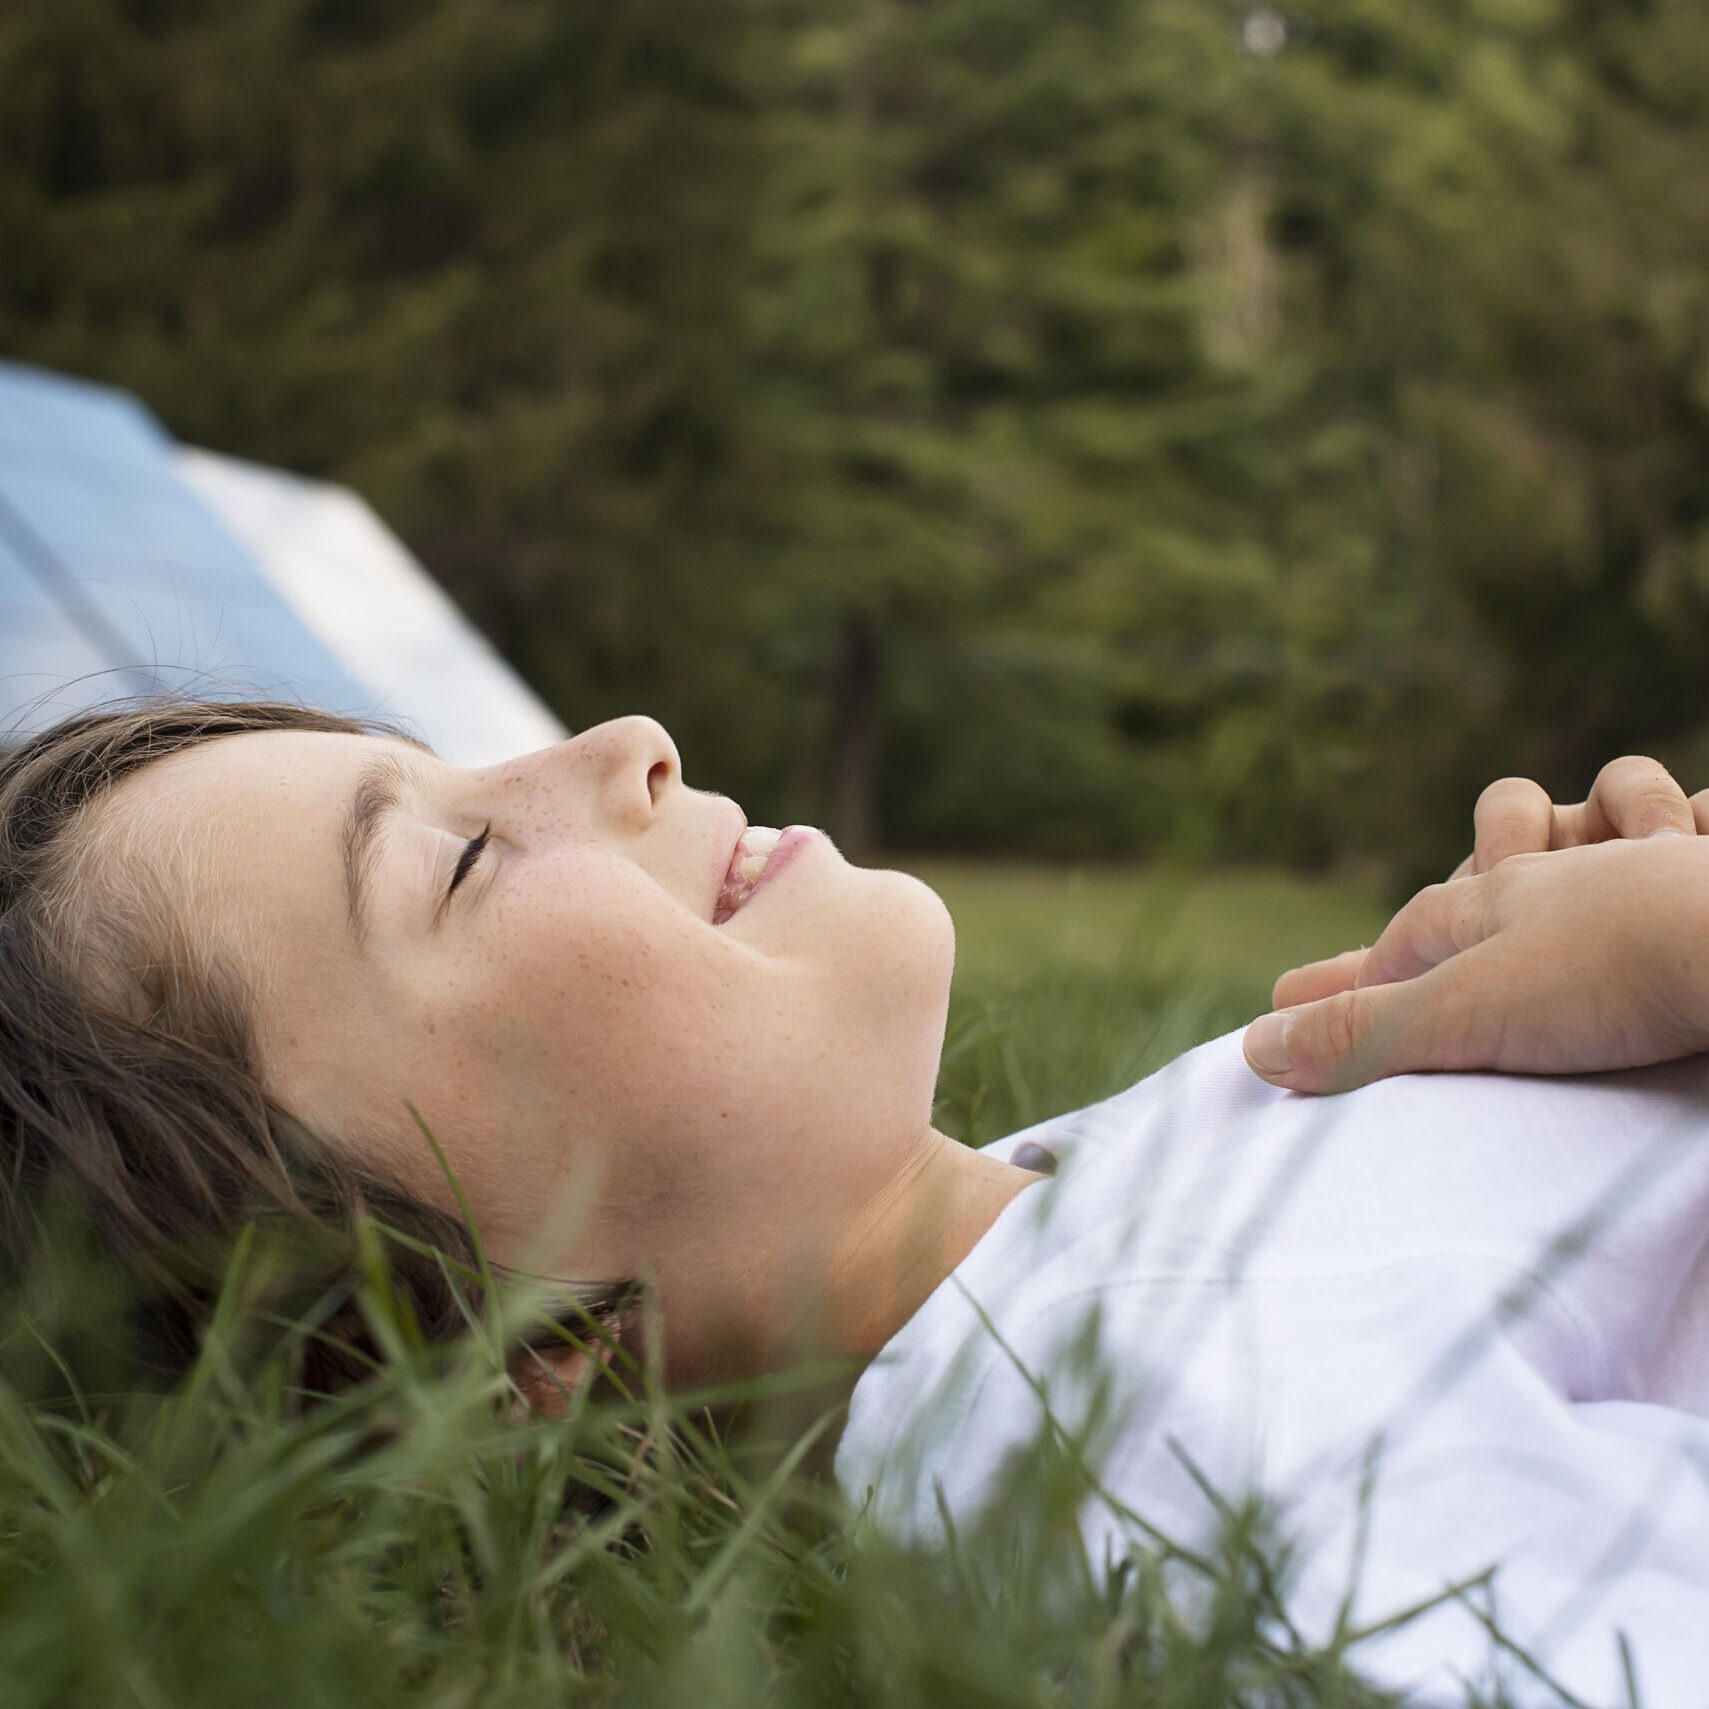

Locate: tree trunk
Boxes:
[825,608,881,860]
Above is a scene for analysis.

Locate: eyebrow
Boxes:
[341,753,417,944]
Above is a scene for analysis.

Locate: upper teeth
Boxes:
[717,826,782,922]
[733,825,781,881]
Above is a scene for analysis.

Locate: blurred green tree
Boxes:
[0,0,788,800]
[4,0,1708,877]
[1259,0,1709,881]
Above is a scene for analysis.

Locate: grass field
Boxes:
[917,860,1389,1147]
[0,863,1430,1709]
[917,860,1388,994]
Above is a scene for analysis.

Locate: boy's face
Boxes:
[106,717,957,1376]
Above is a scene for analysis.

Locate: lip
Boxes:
[711,798,751,919]
[714,824,823,925]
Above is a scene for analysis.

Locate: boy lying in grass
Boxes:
[2,705,1706,1706]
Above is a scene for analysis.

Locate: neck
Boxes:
[653,1133,1045,1387]
[818,1130,1044,1360]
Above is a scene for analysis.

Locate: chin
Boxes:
[873,867,957,1052]
[876,865,956,975]
[808,864,956,1097]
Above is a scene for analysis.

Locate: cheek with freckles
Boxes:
[403,906,725,1233]
[281,847,955,1281]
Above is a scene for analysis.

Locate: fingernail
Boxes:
[1245,1012,1293,1078]
[1647,827,1689,839]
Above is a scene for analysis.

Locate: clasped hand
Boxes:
[1243,758,1709,1092]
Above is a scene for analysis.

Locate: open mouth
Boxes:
[715,825,783,924]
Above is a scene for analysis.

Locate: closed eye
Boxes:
[446,823,491,904]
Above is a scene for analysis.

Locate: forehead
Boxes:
[120,727,408,830]
[105,728,418,931]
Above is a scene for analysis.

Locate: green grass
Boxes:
[0,862,1446,1709]
[918,861,1387,994]
[919,860,1388,1147]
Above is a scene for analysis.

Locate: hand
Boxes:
[1243,785,1709,1094]
[1451,755,1708,878]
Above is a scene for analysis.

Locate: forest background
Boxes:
[4,0,1709,891]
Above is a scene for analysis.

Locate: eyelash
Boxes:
[446,824,491,902]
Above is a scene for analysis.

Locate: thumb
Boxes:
[1242,956,1491,1094]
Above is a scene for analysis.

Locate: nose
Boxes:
[564,714,681,829]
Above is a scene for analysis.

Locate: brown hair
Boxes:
[0,697,628,1393]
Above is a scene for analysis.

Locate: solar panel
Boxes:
[0,361,171,467]
[0,358,565,761]
[180,449,567,765]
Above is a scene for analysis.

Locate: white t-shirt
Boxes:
[836,1032,1709,1707]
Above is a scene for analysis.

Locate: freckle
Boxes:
[425,1020,437,1035]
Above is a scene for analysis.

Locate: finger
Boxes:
[1568,754,1694,844]
[1272,948,1369,1009]
[1692,789,1709,835]
[1353,876,1495,987]
[1470,777,1552,872]
[1243,947,1504,1093]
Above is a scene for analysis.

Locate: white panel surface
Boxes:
[0,358,373,735]
[177,449,567,766]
